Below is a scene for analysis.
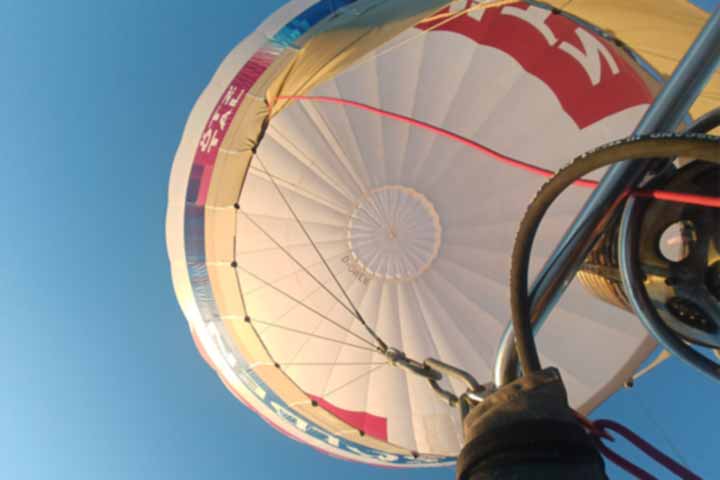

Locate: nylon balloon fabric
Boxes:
[166,0,711,467]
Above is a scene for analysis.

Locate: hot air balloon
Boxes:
[166,0,720,467]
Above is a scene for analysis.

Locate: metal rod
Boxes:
[495,7,720,387]
[425,357,484,392]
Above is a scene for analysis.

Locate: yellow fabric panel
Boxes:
[224,317,274,365]
[204,206,235,263]
[252,364,316,409]
[205,95,268,208]
[542,0,719,120]
[266,0,452,114]
[207,264,245,317]
[205,149,252,208]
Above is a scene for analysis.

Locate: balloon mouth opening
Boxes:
[347,185,442,280]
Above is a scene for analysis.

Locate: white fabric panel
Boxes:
[241,20,654,455]
[370,282,417,447]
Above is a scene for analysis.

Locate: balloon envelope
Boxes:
[166,0,713,467]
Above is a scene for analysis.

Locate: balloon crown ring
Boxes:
[347,185,442,281]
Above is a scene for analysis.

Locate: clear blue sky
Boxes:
[1,1,717,479]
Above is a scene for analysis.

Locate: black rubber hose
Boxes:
[620,126,720,381]
[510,134,720,375]
[685,107,720,134]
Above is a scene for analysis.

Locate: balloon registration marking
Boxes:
[347,186,442,281]
[459,3,621,87]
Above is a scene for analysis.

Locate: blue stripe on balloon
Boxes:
[272,0,357,46]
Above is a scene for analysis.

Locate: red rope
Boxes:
[277,95,720,209]
[574,413,702,480]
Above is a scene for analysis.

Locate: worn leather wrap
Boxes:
[456,368,606,480]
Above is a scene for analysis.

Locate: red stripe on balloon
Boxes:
[308,394,388,442]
